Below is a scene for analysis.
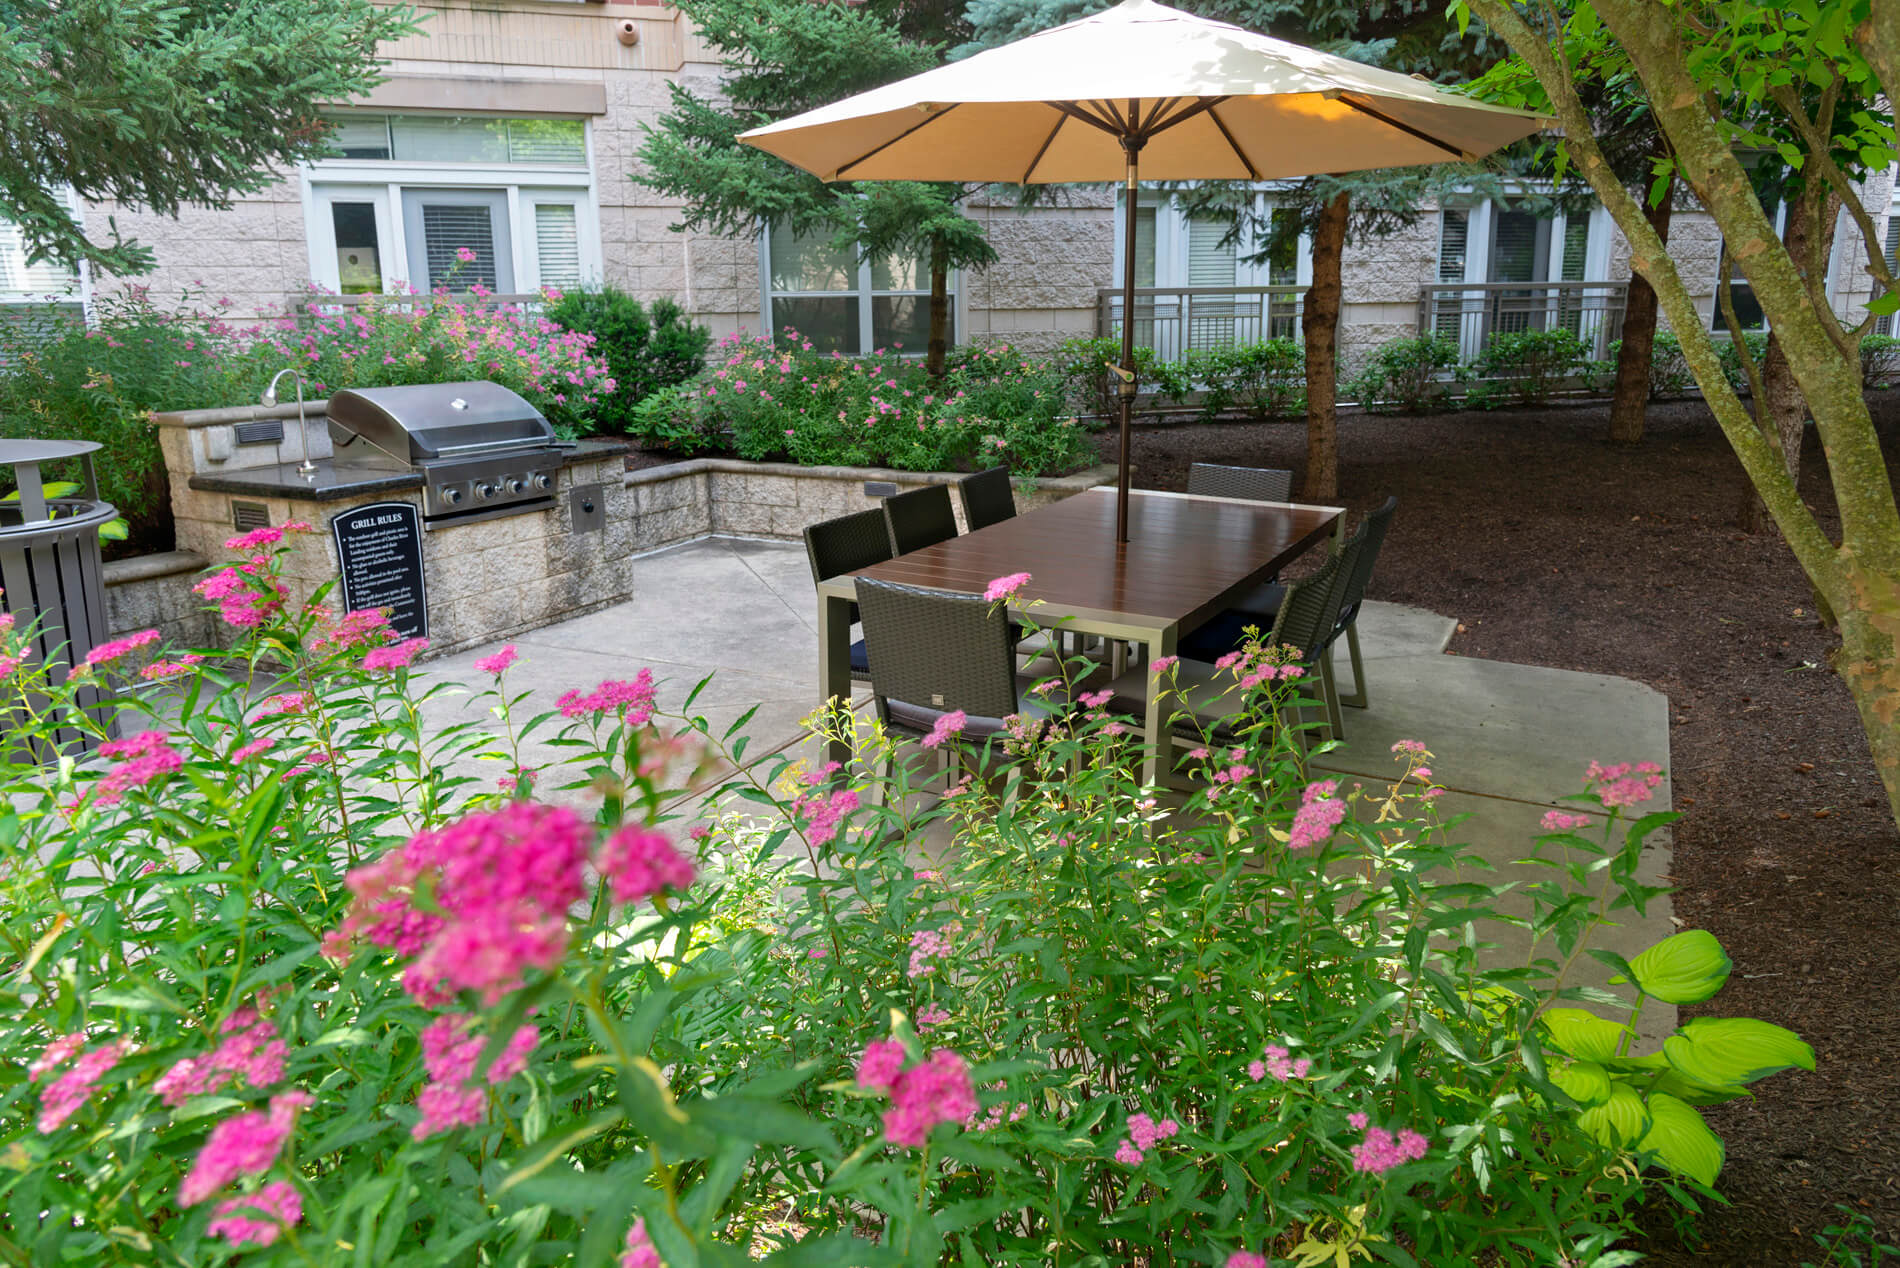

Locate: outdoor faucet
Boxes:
[261,368,319,480]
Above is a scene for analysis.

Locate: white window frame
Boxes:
[1113,189,1314,290]
[300,112,601,298]
[0,189,92,318]
[1433,194,1613,358]
[756,227,965,356]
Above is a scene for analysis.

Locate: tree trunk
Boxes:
[1300,192,1349,502]
[925,235,950,381]
[1608,164,1673,445]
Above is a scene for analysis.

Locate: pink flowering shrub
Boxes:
[627,330,1091,477]
[0,531,1808,1266]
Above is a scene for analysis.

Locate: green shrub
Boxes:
[1716,329,1771,395]
[631,331,1092,477]
[1859,333,1900,389]
[1181,337,1306,423]
[0,538,1812,1264]
[545,286,709,433]
[1605,329,1697,400]
[1349,333,1463,413]
[1049,334,1178,422]
[1466,327,1592,408]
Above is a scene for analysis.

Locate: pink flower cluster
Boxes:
[856,1042,978,1147]
[1114,1110,1180,1165]
[984,572,1031,602]
[154,1001,288,1106]
[557,669,656,724]
[1586,759,1665,809]
[907,925,956,979]
[791,779,859,847]
[971,1079,1028,1131]
[194,562,287,630]
[620,1217,661,1268]
[30,1034,125,1131]
[329,803,692,1006]
[1226,1254,1268,1268]
[84,627,159,667]
[921,709,967,750]
[1347,1112,1429,1174]
[1288,779,1347,851]
[207,1180,303,1249]
[413,1013,538,1139]
[363,637,428,672]
[141,653,204,681]
[88,730,184,807]
[316,608,395,651]
[252,692,310,721]
[1150,655,1179,675]
[595,826,697,906]
[1247,1043,1312,1082]
[181,1090,311,1205]
[474,644,519,676]
[1541,810,1594,832]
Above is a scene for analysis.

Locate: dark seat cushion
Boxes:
[1178,608,1269,664]
[850,637,870,676]
[885,689,1059,740]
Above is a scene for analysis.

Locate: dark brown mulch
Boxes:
[1100,396,1900,1265]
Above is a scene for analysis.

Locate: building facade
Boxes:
[5,0,1894,375]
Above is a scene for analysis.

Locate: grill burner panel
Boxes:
[327,382,566,525]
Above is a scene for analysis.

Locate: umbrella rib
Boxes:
[1142,95,1230,139]
[1050,101,1129,138]
[1205,103,1259,180]
[1021,111,1067,184]
[833,102,962,179]
[1332,93,1475,161]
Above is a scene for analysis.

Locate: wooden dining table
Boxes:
[815,485,1345,785]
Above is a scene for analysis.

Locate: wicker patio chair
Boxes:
[1102,551,1352,760]
[1186,462,1295,503]
[957,466,1017,532]
[803,506,893,683]
[883,483,959,556]
[1328,496,1397,710]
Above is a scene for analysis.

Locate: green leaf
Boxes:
[1636,1093,1724,1186]
[1866,291,1900,317]
[1662,1017,1815,1087]
[1577,1082,1649,1147]
[1549,1059,1612,1106]
[1624,930,1731,1004]
[1540,1008,1630,1062]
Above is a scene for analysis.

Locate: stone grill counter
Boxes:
[154,399,631,656]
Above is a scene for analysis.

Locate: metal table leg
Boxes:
[1140,624,1178,788]
[817,591,854,770]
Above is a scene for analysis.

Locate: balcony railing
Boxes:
[1097,285,1306,362]
[289,292,550,321]
[1417,280,1629,361]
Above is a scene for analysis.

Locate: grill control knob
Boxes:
[506,477,526,495]
[441,486,463,506]
[474,482,499,500]
[532,473,553,491]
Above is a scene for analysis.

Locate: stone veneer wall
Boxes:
[622,460,1117,553]
[102,552,217,646]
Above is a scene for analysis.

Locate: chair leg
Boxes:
[1337,621,1369,710]
[1319,647,1345,742]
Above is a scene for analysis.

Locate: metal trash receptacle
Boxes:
[0,439,122,756]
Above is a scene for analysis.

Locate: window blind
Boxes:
[1186,216,1237,286]
[1437,211,1468,284]
[533,204,581,290]
[1879,218,1899,336]
[1560,217,1590,282]
[421,204,499,289]
[0,211,81,297]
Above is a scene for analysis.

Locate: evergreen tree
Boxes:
[636,0,994,377]
[1,0,415,275]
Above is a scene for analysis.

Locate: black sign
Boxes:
[330,501,428,639]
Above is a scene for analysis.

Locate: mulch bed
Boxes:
[1102,395,1900,1264]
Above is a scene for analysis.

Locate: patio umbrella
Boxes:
[739,0,1547,540]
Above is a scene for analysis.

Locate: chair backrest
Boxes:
[1187,462,1295,503]
[857,578,1018,721]
[803,507,892,587]
[1267,550,1354,661]
[1338,495,1397,615]
[883,484,959,556]
[957,466,1016,532]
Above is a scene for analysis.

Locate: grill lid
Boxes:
[326,381,556,462]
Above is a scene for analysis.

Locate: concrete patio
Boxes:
[420,534,1675,1031]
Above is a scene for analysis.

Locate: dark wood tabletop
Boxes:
[850,488,1342,633]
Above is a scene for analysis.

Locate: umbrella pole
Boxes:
[1117,137,1143,543]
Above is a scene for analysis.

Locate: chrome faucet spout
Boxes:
[262,368,319,478]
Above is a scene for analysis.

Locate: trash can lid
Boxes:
[0,438,102,464]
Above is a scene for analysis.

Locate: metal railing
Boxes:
[289,292,551,321]
[1417,280,1629,361]
[1097,285,1306,361]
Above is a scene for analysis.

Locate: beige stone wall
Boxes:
[103,552,217,646]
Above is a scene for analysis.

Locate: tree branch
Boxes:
[1769,80,1892,299]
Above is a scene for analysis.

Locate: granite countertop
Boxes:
[188,457,422,502]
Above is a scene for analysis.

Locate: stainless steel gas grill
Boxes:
[325,382,569,527]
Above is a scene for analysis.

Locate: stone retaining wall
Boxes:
[103,551,216,647]
[623,459,1117,549]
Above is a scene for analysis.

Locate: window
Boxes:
[304,112,598,297]
[1712,200,1784,333]
[1875,215,1899,337]
[761,224,952,355]
[1434,199,1609,352]
[0,201,82,303]
[1113,191,1311,358]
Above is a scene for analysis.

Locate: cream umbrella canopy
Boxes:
[740,0,1546,540]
